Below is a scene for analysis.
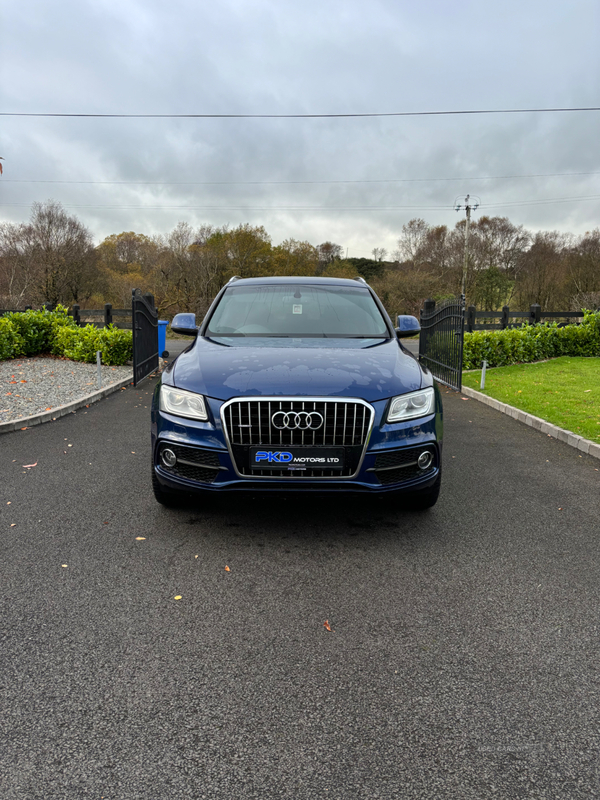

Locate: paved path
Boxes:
[163,337,193,360]
[1,380,599,799]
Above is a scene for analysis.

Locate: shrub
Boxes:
[49,305,79,354]
[0,317,25,360]
[3,310,54,356]
[0,306,79,360]
[53,323,100,363]
[0,305,132,366]
[463,311,600,369]
[97,325,133,366]
[52,323,133,366]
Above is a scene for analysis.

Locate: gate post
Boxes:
[501,306,509,329]
[466,305,476,333]
[71,304,81,326]
[419,299,435,361]
[530,304,541,325]
[104,303,113,327]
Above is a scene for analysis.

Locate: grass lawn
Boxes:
[462,357,600,441]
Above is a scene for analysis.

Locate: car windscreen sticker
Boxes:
[292,304,302,314]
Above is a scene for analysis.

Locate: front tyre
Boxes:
[407,469,441,511]
[151,462,181,507]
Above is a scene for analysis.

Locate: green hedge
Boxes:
[0,317,25,360]
[463,311,600,369]
[53,323,133,366]
[0,307,133,366]
[3,310,56,355]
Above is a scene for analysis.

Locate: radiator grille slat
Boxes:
[268,402,272,444]
[333,404,338,446]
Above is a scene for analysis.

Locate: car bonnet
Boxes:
[170,337,424,401]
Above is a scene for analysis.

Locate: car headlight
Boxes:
[159,385,208,421]
[387,387,435,423]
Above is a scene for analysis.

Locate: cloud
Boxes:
[1,0,599,252]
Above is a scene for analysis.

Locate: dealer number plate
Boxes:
[249,447,345,470]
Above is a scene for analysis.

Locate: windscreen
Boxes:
[205,284,390,338]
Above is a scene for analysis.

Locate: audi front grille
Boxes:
[221,397,374,479]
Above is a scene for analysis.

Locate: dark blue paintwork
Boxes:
[164,337,425,402]
[396,314,421,337]
[170,312,198,336]
[152,277,443,499]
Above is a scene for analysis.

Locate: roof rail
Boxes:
[227,275,242,284]
[354,276,368,285]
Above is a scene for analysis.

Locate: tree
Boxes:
[187,225,224,315]
[271,239,319,275]
[370,268,438,318]
[471,265,514,311]
[320,260,356,279]
[372,247,387,262]
[512,231,570,310]
[96,231,161,275]
[97,231,163,307]
[317,241,343,271]
[394,219,430,270]
[19,201,99,305]
[468,216,530,275]
[567,229,600,309]
[419,225,450,276]
[346,257,384,281]
[151,222,195,314]
[0,221,39,307]
[222,224,272,278]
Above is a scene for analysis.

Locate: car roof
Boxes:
[225,276,368,287]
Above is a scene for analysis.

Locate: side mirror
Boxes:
[171,313,198,336]
[395,315,420,338]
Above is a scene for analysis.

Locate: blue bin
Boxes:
[158,320,168,358]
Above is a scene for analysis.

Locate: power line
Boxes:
[481,194,600,208]
[1,107,600,119]
[0,203,457,210]
[2,170,600,187]
[2,194,600,211]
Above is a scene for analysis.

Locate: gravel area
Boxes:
[0,357,133,422]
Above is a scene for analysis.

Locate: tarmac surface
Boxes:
[1,362,600,799]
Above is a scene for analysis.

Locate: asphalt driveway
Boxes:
[1,379,599,799]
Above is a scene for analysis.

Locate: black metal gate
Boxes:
[132,289,158,386]
[418,298,464,391]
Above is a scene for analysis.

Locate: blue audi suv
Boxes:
[151,276,443,509]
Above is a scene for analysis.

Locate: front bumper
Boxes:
[151,390,443,495]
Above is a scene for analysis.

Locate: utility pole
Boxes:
[454,194,480,308]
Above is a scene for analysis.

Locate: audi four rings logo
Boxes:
[271,411,324,430]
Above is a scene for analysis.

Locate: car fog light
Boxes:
[161,448,177,468]
[417,451,433,470]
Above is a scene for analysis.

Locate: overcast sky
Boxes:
[2,0,599,255]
